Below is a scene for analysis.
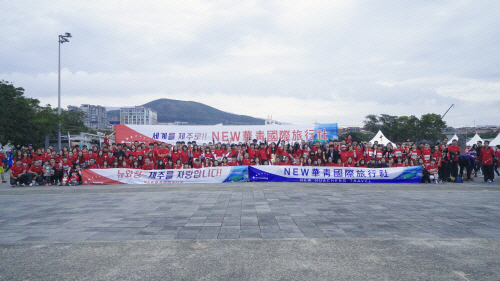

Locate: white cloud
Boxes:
[1,0,500,128]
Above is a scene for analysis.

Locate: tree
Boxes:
[479,131,498,139]
[417,113,446,141]
[0,80,59,147]
[0,80,92,148]
[340,132,370,142]
[363,113,447,143]
[60,109,87,135]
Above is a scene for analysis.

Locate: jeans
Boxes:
[459,162,473,180]
[440,162,449,181]
[10,174,27,185]
[483,165,494,181]
[450,161,458,178]
[27,173,44,185]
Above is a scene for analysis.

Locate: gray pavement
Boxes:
[1,180,500,280]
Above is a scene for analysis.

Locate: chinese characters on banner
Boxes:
[248,166,422,183]
[115,124,338,145]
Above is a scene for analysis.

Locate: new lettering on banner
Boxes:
[115,124,338,145]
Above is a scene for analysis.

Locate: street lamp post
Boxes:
[58,32,72,150]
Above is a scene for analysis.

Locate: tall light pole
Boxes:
[58,32,72,150]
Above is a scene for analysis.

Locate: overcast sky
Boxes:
[2,1,499,127]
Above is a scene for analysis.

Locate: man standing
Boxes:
[113,144,127,159]
[448,139,461,180]
[478,141,495,183]
[10,159,27,187]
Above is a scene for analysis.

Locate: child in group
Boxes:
[426,159,439,183]
[43,160,53,186]
[60,172,70,186]
[69,170,80,186]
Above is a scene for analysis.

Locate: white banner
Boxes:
[82,166,248,185]
[115,123,338,145]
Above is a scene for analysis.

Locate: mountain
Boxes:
[107,98,265,125]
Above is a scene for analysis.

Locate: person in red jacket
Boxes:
[69,170,80,186]
[156,143,170,163]
[33,149,45,164]
[142,158,155,170]
[21,152,32,168]
[478,141,495,182]
[426,159,439,183]
[420,143,432,164]
[448,139,461,179]
[27,160,44,186]
[192,159,203,169]
[10,159,27,187]
[228,155,239,166]
[173,159,183,169]
[241,153,253,166]
[409,144,421,165]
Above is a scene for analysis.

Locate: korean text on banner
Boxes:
[82,166,249,185]
[115,123,338,145]
[248,166,422,183]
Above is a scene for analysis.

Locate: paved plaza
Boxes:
[1,181,500,280]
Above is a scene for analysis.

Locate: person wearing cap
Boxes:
[10,159,27,187]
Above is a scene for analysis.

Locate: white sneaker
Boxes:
[488,180,493,183]
[29,183,33,186]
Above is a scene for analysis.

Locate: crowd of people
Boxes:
[1,134,499,187]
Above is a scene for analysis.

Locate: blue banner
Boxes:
[248,166,422,183]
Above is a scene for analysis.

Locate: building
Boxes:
[120,106,158,125]
[68,104,108,129]
[265,115,281,125]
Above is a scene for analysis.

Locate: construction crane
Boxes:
[442,104,454,119]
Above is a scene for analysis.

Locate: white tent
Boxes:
[466,133,484,147]
[489,133,500,147]
[447,134,459,144]
[369,130,396,147]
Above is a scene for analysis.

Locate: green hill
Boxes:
[107,98,264,125]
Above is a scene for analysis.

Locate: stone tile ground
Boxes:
[1,190,500,242]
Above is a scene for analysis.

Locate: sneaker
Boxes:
[29,183,33,186]
[488,180,493,183]
[11,184,16,187]
[21,183,25,186]
[1,181,7,183]
[482,181,487,183]
[45,183,49,186]
[48,183,52,186]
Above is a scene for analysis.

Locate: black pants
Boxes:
[441,162,449,181]
[459,161,473,180]
[27,173,44,184]
[421,169,431,183]
[10,174,27,185]
[483,164,494,181]
[450,161,458,178]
